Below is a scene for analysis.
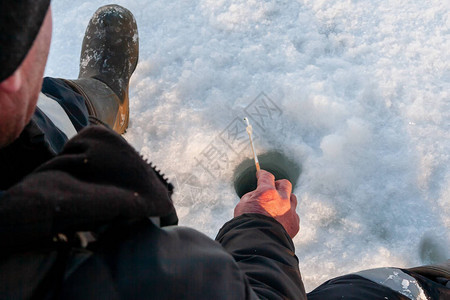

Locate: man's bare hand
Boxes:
[234,169,300,238]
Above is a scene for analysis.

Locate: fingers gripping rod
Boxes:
[244,117,260,172]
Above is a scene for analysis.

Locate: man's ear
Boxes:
[0,69,23,93]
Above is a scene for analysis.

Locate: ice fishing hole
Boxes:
[233,151,302,198]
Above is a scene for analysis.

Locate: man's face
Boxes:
[0,7,52,148]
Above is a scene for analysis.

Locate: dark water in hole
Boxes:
[233,151,302,198]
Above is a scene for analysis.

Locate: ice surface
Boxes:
[46,0,450,292]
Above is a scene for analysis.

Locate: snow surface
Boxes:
[46,0,449,292]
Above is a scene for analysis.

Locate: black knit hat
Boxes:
[0,0,51,82]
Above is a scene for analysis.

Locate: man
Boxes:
[0,2,305,299]
[0,2,448,300]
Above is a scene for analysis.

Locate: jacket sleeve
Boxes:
[215,213,307,300]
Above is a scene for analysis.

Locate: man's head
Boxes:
[0,1,52,147]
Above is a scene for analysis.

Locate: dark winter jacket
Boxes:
[0,123,306,299]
